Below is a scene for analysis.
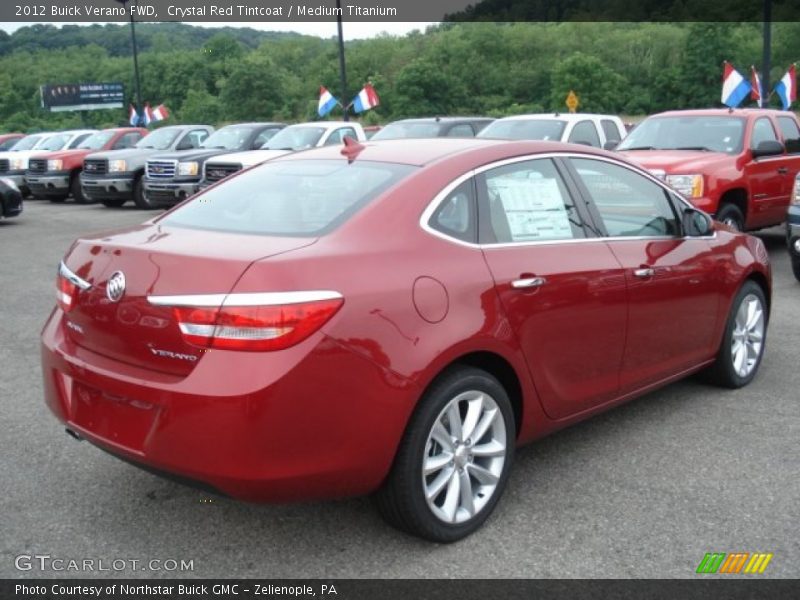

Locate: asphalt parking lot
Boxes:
[1,199,799,579]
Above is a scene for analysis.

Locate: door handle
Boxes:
[777,167,788,175]
[512,276,547,289]
[633,267,655,278]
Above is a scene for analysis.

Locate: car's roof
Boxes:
[276,138,611,167]
[391,117,494,123]
[219,122,285,128]
[287,121,355,129]
[495,113,621,122]
[651,108,791,118]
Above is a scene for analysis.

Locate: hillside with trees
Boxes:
[0,21,798,131]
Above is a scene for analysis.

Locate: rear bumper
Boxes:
[26,173,70,195]
[81,174,135,200]
[40,308,417,502]
[143,180,199,206]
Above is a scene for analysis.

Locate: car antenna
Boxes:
[340,136,366,164]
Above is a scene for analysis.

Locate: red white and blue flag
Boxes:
[128,105,139,126]
[721,62,751,109]
[352,83,380,114]
[318,86,338,117]
[774,65,797,111]
[143,103,153,126]
[151,103,169,122]
[750,66,763,107]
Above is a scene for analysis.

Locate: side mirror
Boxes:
[603,141,619,151]
[683,207,713,237]
[752,140,784,159]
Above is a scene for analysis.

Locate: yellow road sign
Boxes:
[566,90,579,113]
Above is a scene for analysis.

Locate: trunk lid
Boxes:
[61,224,316,376]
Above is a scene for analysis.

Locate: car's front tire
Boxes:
[705,280,767,388]
[375,366,515,542]
[716,204,745,232]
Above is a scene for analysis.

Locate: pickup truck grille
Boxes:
[83,159,108,175]
[204,162,242,184]
[0,159,8,173]
[28,159,48,173]
[147,160,177,179]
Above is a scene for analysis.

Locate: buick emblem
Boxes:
[106,271,126,302]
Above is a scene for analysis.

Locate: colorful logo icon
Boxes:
[696,552,773,574]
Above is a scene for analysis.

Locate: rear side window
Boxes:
[162,159,416,237]
[570,158,679,238]
[478,158,584,244]
[777,116,800,154]
[428,179,476,243]
[601,119,622,144]
[568,121,601,147]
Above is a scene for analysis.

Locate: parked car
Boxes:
[788,173,800,282]
[0,132,60,195]
[617,108,800,232]
[478,113,627,149]
[200,121,365,188]
[143,123,285,208]
[25,128,147,203]
[82,125,214,209]
[370,117,494,140]
[43,139,771,542]
[0,177,23,219]
[0,133,24,151]
[363,125,382,139]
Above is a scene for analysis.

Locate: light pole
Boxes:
[762,0,772,106]
[115,0,143,123]
[335,0,349,121]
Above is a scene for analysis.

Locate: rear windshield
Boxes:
[371,122,443,140]
[161,159,416,237]
[479,119,567,141]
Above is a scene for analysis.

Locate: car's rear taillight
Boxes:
[150,292,343,352]
[56,262,91,313]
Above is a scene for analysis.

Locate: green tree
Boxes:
[549,52,628,113]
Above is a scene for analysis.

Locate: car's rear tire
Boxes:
[132,175,155,210]
[375,366,515,543]
[792,257,800,283]
[101,198,127,208]
[71,172,89,204]
[716,204,745,232]
[704,280,767,388]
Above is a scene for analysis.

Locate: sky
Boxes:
[0,21,437,39]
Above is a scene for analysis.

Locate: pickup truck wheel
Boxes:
[792,257,800,283]
[101,199,127,208]
[716,204,744,232]
[704,280,767,388]
[132,176,155,210]
[71,172,89,204]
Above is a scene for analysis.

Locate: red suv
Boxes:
[42,139,771,541]
[618,108,800,231]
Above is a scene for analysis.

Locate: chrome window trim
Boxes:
[58,261,91,291]
[148,290,343,308]
[419,152,716,249]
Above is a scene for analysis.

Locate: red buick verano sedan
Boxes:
[42,139,770,542]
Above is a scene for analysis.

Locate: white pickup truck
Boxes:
[478,113,628,149]
[200,121,367,188]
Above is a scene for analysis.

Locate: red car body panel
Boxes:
[41,139,772,502]
[620,108,800,229]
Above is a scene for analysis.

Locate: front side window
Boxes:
[479,158,584,244]
[161,159,416,237]
[601,119,622,144]
[429,179,476,243]
[751,118,779,149]
[570,158,679,238]
[568,121,601,147]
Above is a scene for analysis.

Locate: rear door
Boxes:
[776,115,800,200]
[565,156,721,391]
[477,156,628,419]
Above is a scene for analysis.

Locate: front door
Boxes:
[745,117,789,228]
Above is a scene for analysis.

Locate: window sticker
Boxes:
[488,176,573,241]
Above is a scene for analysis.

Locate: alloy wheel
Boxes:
[731,293,765,378]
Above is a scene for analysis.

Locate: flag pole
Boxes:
[762,0,772,106]
[335,0,349,122]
